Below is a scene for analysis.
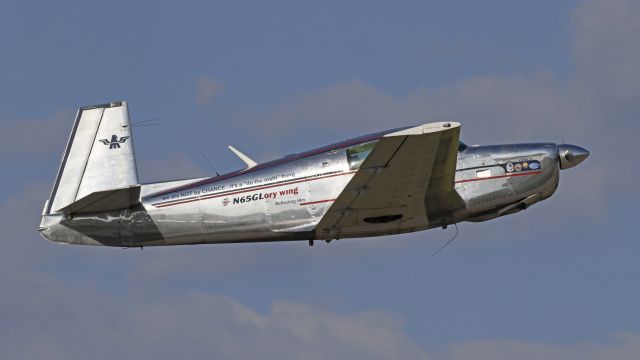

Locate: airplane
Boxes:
[38,101,589,247]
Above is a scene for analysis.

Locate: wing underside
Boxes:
[315,122,463,239]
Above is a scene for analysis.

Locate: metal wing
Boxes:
[315,122,463,239]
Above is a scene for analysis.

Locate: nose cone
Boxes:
[557,144,590,170]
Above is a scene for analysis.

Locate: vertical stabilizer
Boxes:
[45,101,138,214]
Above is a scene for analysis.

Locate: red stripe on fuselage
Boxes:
[152,171,356,208]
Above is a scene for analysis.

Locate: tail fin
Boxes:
[45,101,138,214]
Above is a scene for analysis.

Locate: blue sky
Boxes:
[1,0,639,358]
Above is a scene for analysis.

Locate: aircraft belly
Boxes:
[201,194,271,237]
[145,200,204,242]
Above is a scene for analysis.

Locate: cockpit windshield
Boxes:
[458,141,468,152]
[347,141,377,170]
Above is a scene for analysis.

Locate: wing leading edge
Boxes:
[315,122,462,239]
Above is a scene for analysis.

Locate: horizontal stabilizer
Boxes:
[228,146,258,169]
[57,185,141,214]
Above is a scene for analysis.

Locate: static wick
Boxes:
[432,223,459,256]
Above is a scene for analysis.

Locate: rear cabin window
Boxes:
[347,141,377,170]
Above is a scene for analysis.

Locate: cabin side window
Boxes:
[347,141,377,170]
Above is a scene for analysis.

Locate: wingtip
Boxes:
[228,146,258,169]
[385,121,460,137]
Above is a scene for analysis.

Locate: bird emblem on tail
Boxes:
[99,135,129,149]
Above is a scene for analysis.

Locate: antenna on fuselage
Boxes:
[125,117,161,128]
[201,153,220,177]
[432,223,460,256]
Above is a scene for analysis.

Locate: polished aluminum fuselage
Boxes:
[40,141,563,247]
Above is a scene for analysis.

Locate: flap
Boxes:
[315,122,462,239]
[57,185,141,214]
